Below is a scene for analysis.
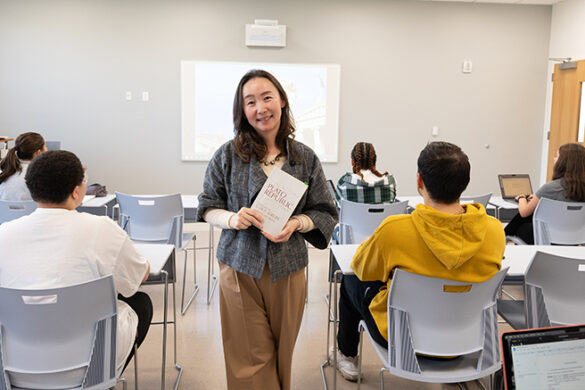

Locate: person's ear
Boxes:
[70,185,83,201]
[416,173,424,190]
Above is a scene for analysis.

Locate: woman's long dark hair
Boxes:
[552,143,585,201]
[0,132,45,184]
[351,142,388,180]
[232,69,299,164]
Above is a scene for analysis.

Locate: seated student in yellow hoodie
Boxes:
[331,141,505,382]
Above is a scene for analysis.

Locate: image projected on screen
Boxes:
[181,61,340,162]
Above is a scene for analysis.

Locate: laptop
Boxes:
[498,174,533,200]
[501,324,585,390]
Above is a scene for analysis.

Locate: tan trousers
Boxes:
[219,263,306,390]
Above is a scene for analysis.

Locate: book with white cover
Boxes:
[251,167,308,236]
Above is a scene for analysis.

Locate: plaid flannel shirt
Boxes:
[335,172,396,204]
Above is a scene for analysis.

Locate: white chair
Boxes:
[533,198,585,245]
[0,200,37,224]
[460,193,492,208]
[357,268,508,389]
[115,192,198,315]
[338,199,409,244]
[0,275,126,390]
[524,251,585,329]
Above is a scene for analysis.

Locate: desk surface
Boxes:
[502,245,585,276]
[331,243,585,279]
[135,243,175,276]
[330,244,359,275]
[81,193,116,207]
[489,196,519,209]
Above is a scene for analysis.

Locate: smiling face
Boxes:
[242,77,285,142]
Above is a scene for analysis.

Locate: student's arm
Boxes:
[516,194,539,217]
[351,225,394,282]
[142,262,150,282]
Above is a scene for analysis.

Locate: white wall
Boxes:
[540,0,585,185]
[0,0,551,196]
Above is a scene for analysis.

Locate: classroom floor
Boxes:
[118,223,517,390]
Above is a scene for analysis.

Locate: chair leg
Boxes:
[305,263,309,304]
[117,377,127,390]
[181,238,199,315]
[379,367,389,390]
[133,343,139,390]
[357,325,364,390]
[206,225,218,305]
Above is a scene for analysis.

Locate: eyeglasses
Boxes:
[83,172,88,184]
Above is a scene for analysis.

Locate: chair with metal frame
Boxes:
[533,198,585,245]
[498,199,585,328]
[115,192,198,315]
[338,199,409,245]
[0,275,128,390]
[498,251,585,330]
[0,200,37,224]
[357,268,508,390]
[460,193,492,208]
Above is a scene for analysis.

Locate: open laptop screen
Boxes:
[501,324,585,390]
[499,174,533,200]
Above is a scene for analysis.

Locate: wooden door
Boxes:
[548,60,585,180]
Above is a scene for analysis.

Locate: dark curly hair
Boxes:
[232,69,299,164]
[552,143,585,202]
[25,150,84,204]
[350,142,388,180]
[417,141,470,204]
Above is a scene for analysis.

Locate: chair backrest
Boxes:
[116,192,184,248]
[387,268,508,359]
[460,193,492,208]
[0,275,117,390]
[338,199,408,244]
[0,200,37,224]
[533,198,585,245]
[524,251,585,328]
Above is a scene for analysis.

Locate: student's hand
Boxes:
[262,218,301,243]
[229,207,263,230]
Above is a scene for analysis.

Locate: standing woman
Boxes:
[0,132,46,201]
[197,69,337,390]
[336,142,396,204]
[505,142,585,244]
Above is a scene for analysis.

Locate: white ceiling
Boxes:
[424,0,560,4]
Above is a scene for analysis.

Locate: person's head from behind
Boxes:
[417,141,470,204]
[25,150,85,207]
[552,143,585,201]
[0,132,46,184]
[350,142,388,179]
[233,69,295,162]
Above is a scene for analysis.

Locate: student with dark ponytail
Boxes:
[0,132,46,201]
[336,142,396,204]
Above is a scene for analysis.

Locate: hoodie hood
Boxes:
[411,203,489,270]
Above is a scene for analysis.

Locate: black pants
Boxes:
[337,275,387,357]
[504,213,534,244]
[118,291,153,371]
